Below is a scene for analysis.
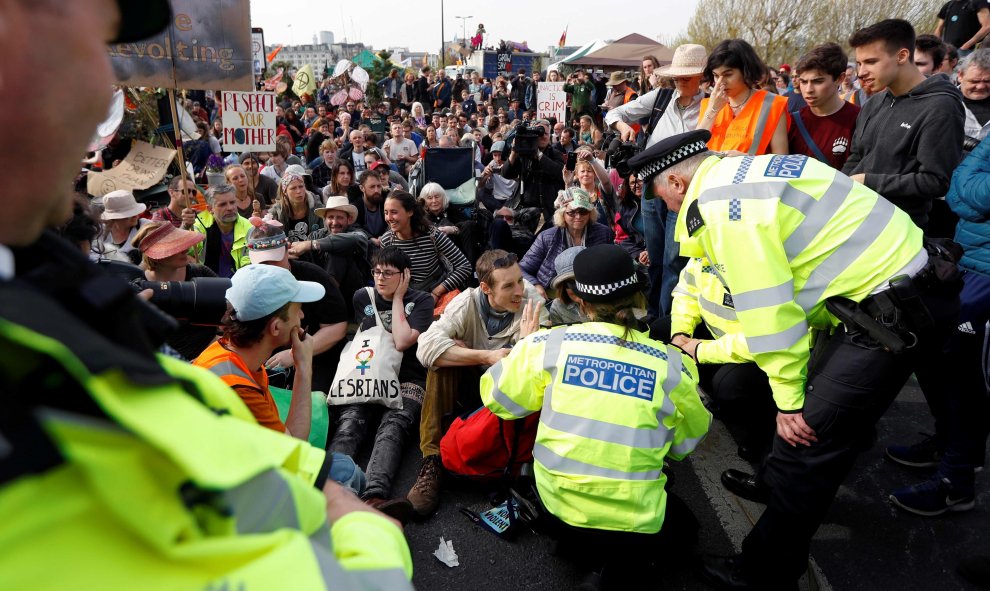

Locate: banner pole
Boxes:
[164,26,192,210]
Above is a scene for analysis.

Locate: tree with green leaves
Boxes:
[364,50,400,106]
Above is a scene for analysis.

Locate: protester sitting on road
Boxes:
[268,172,321,243]
[519,188,613,299]
[247,218,348,394]
[131,221,218,361]
[239,152,280,205]
[420,182,479,268]
[481,243,711,590]
[576,114,602,148]
[224,163,261,217]
[91,190,151,264]
[183,184,253,278]
[563,147,615,229]
[698,38,790,155]
[151,175,200,228]
[193,263,324,441]
[308,139,341,191]
[329,247,434,519]
[408,250,548,517]
[290,196,372,318]
[547,246,590,326]
[379,190,472,300]
[613,173,648,261]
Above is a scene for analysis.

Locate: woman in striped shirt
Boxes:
[379,190,472,301]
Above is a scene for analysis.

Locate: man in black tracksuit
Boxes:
[842,20,965,232]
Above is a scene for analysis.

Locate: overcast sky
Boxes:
[250,1,701,53]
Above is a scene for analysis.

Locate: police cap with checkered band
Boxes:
[627,129,712,187]
[572,244,645,303]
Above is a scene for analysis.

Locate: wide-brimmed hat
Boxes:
[226,264,325,322]
[101,190,147,220]
[551,246,586,291]
[657,44,708,77]
[572,244,643,303]
[605,71,630,87]
[138,223,204,259]
[314,195,359,222]
[247,217,289,264]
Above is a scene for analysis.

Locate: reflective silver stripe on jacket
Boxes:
[206,360,253,382]
[733,280,794,313]
[538,328,680,450]
[309,536,413,591]
[795,196,896,312]
[222,469,301,535]
[746,320,809,354]
[747,92,778,155]
[699,295,737,321]
[486,359,537,419]
[534,443,663,481]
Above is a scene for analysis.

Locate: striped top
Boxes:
[379,227,472,292]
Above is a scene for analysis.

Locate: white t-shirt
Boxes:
[385,138,418,162]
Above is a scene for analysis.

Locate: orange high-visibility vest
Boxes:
[700,89,789,155]
[194,339,285,432]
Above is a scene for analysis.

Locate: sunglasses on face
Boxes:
[565,209,590,217]
[492,252,518,268]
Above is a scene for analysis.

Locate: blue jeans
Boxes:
[329,384,424,498]
[329,452,367,496]
[642,193,687,318]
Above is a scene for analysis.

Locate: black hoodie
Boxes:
[842,73,964,229]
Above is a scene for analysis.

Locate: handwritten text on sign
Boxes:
[86,141,176,197]
[221,91,277,151]
[537,82,566,123]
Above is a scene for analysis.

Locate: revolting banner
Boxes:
[108,0,253,91]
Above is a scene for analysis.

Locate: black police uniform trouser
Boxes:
[740,286,959,587]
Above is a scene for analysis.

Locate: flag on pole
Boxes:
[263,67,285,91]
[292,64,316,97]
[266,44,284,63]
[558,26,568,49]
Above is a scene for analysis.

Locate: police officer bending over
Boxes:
[0,1,413,589]
[481,243,712,590]
[628,130,960,590]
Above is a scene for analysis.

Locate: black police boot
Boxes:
[720,469,770,504]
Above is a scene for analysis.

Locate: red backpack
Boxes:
[440,406,540,482]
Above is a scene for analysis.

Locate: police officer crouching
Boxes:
[627,130,961,589]
[480,244,713,590]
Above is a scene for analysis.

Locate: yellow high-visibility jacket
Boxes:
[674,153,925,411]
[481,322,711,533]
[671,256,753,364]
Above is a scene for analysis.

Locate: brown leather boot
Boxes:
[406,455,443,518]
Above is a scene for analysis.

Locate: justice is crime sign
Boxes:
[221,92,277,151]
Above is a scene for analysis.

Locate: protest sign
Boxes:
[108,0,253,91]
[497,51,512,77]
[293,64,317,98]
[87,141,176,198]
[221,92,277,151]
[251,29,266,76]
[537,82,566,122]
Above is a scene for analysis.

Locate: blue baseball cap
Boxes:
[226,265,325,321]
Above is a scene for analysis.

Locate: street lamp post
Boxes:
[455,15,472,48]
[440,0,445,68]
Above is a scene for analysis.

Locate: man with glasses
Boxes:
[152,176,200,227]
[406,249,548,518]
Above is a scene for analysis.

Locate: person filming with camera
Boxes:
[501,118,566,232]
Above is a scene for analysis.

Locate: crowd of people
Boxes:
[9,0,990,589]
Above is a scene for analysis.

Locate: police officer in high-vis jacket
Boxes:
[481,244,712,589]
[627,130,960,589]
[0,2,413,590]
[662,256,776,463]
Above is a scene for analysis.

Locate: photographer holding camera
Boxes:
[501,119,566,232]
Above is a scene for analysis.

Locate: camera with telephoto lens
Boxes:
[502,122,546,158]
[134,277,232,326]
[602,131,642,177]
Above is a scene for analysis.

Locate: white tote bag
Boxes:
[327,288,404,409]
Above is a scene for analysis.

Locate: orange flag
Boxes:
[266,44,284,63]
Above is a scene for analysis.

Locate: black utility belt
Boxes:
[827,269,933,354]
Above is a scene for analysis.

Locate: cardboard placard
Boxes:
[87,141,176,197]
[221,91,277,151]
[536,82,566,123]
